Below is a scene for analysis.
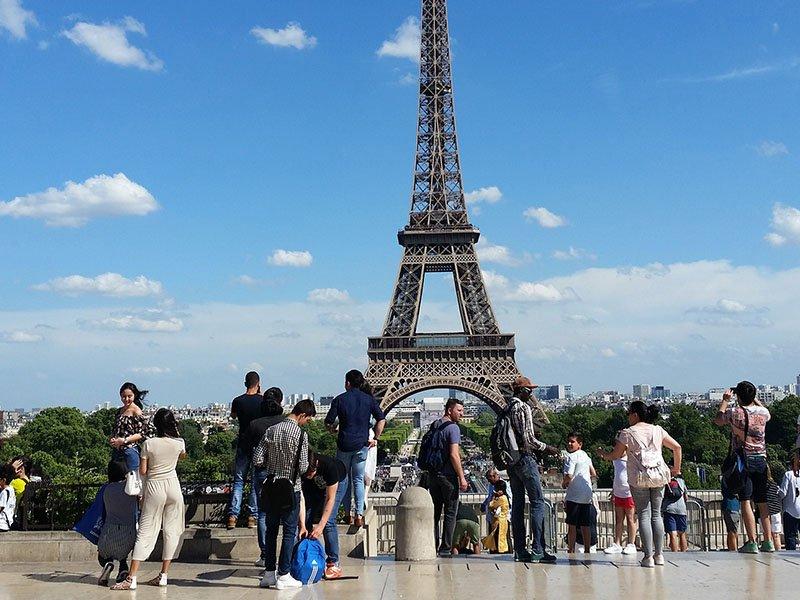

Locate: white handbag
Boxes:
[124,470,143,496]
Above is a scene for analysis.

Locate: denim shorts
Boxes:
[664,513,687,533]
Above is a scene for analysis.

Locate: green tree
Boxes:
[179,420,205,461]
[85,408,118,438]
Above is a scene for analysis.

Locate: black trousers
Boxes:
[429,473,460,552]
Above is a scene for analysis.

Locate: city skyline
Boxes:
[2,1,800,409]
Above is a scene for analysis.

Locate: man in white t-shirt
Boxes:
[562,433,596,553]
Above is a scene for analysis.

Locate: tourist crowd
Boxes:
[51,373,800,590]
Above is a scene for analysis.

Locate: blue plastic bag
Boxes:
[73,484,107,545]
[290,538,326,585]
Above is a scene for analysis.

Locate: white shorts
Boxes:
[771,513,783,534]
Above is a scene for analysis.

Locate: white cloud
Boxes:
[268,249,313,268]
[481,270,509,291]
[766,203,800,246]
[398,73,416,86]
[523,206,567,228]
[1,330,42,343]
[756,140,789,157]
[465,186,502,206]
[600,348,617,358]
[507,282,574,303]
[34,273,162,298]
[553,246,596,261]
[672,57,800,83]
[62,17,164,71]
[251,22,317,50]
[687,298,771,328]
[476,238,521,266]
[773,22,780,34]
[563,314,599,325]
[83,309,184,333]
[377,16,420,63]
[0,0,36,40]
[0,173,159,227]
[5,259,800,406]
[130,366,171,375]
[233,275,259,287]
[308,288,351,304]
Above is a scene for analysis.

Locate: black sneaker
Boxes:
[116,570,129,584]
[540,551,557,563]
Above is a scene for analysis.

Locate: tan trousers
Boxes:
[131,477,185,561]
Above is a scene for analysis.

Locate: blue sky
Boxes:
[1,0,799,410]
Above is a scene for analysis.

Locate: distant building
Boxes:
[285,393,314,407]
[319,395,335,407]
[787,384,798,397]
[757,385,786,405]
[707,388,726,402]
[633,384,651,399]
[651,386,671,399]
[419,397,445,429]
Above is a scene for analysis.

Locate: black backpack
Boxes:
[664,477,683,501]
[418,420,457,473]
[489,401,522,470]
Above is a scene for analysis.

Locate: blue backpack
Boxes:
[290,538,326,585]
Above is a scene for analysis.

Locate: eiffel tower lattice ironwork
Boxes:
[365,0,548,425]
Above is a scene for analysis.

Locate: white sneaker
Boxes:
[641,556,655,568]
[260,571,277,588]
[254,558,265,568]
[604,543,623,554]
[588,545,598,554]
[622,543,637,555]
[654,554,665,566]
[275,573,302,589]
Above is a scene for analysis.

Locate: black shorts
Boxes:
[565,501,593,527]
[739,455,768,504]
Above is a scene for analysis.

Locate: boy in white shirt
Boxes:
[562,433,596,553]
[0,464,17,532]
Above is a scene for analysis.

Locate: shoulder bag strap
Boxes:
[291,430,306,484]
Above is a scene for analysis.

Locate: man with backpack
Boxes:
[419,398,468,557]
[504,375,559,563]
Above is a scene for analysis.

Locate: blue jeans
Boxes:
[306,501,340,565]
[334,447,368,517]
[264,491,301,576]
[112,447,140,472]
[229,446,258,518]
[509,454,546,555]
[253,468,269,559]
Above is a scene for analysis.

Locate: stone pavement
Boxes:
[1,552,797,600]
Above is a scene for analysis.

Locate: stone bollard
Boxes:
[395,486,436,561]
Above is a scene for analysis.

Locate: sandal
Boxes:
[111,577,137,590]
[144,573,168,587]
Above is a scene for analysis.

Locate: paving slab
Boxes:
[0,552,797,600]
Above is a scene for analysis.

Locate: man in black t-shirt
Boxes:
[227,370,263,529]
[300,452,346,579]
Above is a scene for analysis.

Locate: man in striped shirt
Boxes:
[253,399,315,590]
[508,375,559,563]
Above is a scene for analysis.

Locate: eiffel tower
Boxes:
[365,0,548,426]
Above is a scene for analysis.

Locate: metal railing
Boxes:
[17,481,727,554]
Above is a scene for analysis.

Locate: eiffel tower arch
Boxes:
[365,0,548,427]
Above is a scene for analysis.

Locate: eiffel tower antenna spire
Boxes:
[365,0,548,425]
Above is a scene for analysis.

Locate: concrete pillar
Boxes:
[394,486,436,561]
